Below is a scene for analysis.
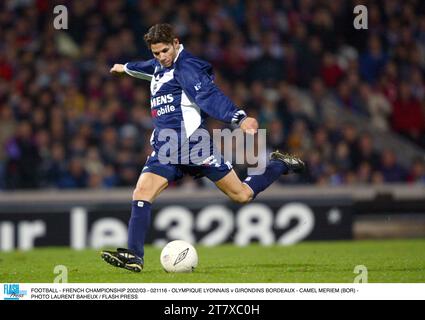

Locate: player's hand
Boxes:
[110,64,125,75]
[240,117,258,135]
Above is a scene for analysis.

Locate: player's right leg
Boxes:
[215,169,254,204]
[243,150,305,199]
[215,150,305,203]
[101,172,168,272]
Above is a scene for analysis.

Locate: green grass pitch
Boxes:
[0,239,424,283]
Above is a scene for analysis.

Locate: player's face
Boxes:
[151,39,180,67]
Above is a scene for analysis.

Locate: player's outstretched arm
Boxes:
[112,60,155,81]
[110,64,125,75]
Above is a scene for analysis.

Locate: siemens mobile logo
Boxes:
[151,94,175,117]
[151,105,176,118]
[151,94,174,108]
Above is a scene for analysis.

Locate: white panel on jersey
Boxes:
[150,69,175,95]
[124,63,153,81]
[181,90,201,138]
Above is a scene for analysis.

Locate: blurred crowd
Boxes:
[1,0,425,190]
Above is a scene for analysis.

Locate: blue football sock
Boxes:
[128,200,152,258]
[244,160,288,199]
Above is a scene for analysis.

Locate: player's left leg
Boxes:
[127,172,169,261]
[101,172,169,272]
[101,152,179,273]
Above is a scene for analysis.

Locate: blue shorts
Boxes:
[141,150,233,182]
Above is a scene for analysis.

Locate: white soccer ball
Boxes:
[160,240,198,273]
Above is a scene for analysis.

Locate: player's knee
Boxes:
[133,184,153,201]
[232,192,252,204]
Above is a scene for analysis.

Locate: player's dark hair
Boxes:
[144,24,176,47]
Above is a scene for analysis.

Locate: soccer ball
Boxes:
[160,240,198,273]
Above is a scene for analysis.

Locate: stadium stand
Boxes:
[0,0,424,190]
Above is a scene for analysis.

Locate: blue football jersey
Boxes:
[124,45,243,154]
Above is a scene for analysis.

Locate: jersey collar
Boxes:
[173,44,184,63]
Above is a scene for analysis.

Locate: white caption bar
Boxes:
[1,283,424,300]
